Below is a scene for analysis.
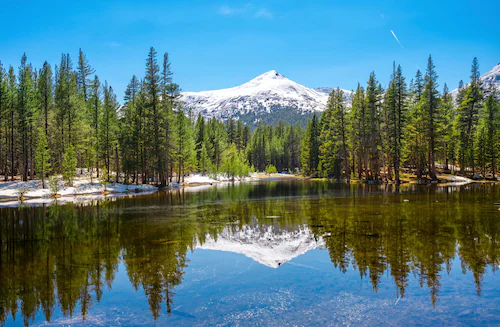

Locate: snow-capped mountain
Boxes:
[481,63,500,91]
[197,224,324,268]
[452,63,500,97]
[181,70,331,123]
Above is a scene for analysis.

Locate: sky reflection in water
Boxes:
[1,181,499,326]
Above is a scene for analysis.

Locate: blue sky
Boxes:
[1,0,499,99]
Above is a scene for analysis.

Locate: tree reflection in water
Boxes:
[0,181,498,326]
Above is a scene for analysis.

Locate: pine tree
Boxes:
[365,72,382,181]
[89,75,101,176]
[481,93,499,177]
[121,75,140,183]
[384,63,407,183]
[475,123,487,175]
[318,93,334,177]
[37,61,53,137]
[0,61,6,179]
[6,66,17,181]
[421,55,440,181]
[62,143,77,186]
[195,113,206,163]
[207,118,227,172]
[17,53,37,181]
[35,127,51,188]
[235,120,243,152]
[99,83,119,182]
[440,84,455,172]
[144,47,164,184]
[173,108,196,182]
[226,118,236,144]
[77,48,95,102]
[405,70,427,180]
[300,114,320,176]
[284,123,302,172]
[456,57,483,175]
[221,143,250,180]
[318,89,350,180]
[161,52,179,186]
[349,84,368,179]
[198,141,211,175]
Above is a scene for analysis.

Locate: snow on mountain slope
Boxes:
[315,87,353,96]
[197,224,324,268]
[481,63,500,90]
[181,70,330,119]
[452,63,500,97]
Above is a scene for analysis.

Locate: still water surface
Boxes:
[0,181,499,326]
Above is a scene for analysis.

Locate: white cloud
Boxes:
[255,8,273,19]
[218,5,237,15]
[390,30,403,48]
[217,4,272,19]
[107,42,123,48]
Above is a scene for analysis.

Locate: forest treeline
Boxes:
[0,49,498,186]
[302,56,500,183]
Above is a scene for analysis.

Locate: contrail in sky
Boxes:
[391,30,403,48]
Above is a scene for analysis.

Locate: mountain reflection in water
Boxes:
[0,181,499,326]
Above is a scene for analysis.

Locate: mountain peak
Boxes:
[180,69,330,123]
[251,70,285,82]
[263,69,283,77]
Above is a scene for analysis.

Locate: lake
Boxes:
[0,180,499,326]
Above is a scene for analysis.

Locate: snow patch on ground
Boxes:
[183,173,254,186]
[0,178,157,207]
[0,173,261,207]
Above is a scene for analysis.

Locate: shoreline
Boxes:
[1,172,496,208]
[0,173,300,207]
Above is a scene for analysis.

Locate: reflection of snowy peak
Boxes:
[181,70,330,119]
[197,225,323,268]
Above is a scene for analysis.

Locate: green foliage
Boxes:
[220,143,252,180]
[62,143,77,186]
[439,84,456,171]
[99,166,110,192]
[383,63,407,183]
[476,93,499,176]
[301,115,320,176]
[49,176,60,196]
[265,164,277,175]
[173,108,197,182]
[349,84,368,179]
[364,72,383,181]
[318,88,350,180]
[99,83,119,181]
[454,58,483,175]
[246,120,304,172]
[35,127,51,188]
